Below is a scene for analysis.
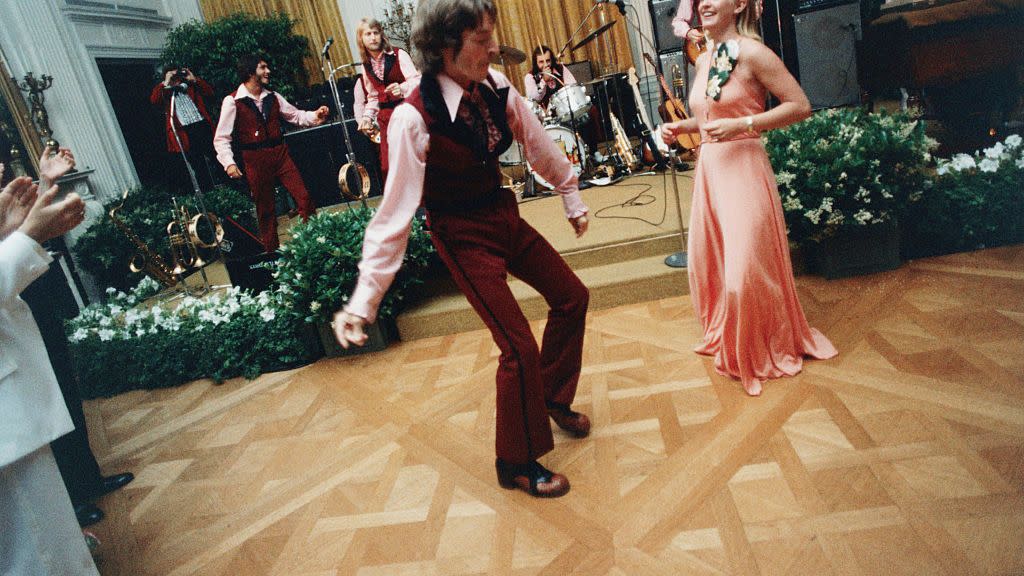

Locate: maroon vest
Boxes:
[405,74,514,213]
[231,90,283,149]
[364,50,407,108]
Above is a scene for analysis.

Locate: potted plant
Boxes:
[274,206,435,356]
[902,133,1024,258]
[763,107,937,279]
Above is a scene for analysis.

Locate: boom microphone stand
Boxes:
[168,86,216,294]
[321,42,369,208]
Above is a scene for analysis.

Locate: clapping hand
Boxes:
[0,176,38,240]
[18,184,86,244]
[39,145,76,186]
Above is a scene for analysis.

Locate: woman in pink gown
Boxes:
[660,0,837,395]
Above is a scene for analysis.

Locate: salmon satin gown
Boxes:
[686,38,837,396]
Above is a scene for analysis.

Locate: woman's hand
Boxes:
[702,117,746,142]
[660,122,682,145]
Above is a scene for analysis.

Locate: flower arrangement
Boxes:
[763,107,937,244]
[274,206,435,325]
[903,133,1024,257]
[67,277,317,397]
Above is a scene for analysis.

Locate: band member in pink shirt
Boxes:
[213,54,329,251]
[523,45,577,110]
[333,0,591,498]
[354,18,421,177]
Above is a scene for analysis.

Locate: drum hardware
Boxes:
[321,38,369,204]
[490,45,527,66]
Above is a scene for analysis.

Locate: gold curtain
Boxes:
[494,1,634,95]
[199,0,353,85]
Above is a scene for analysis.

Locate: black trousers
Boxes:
[21,254,104,505]
[166,120,218,194]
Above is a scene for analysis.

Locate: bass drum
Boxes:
[529,125,587,190]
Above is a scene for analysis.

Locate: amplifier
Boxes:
[797,0,857,12]
[650,0,685,54]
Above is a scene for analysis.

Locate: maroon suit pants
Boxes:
[241,144,315,251]
[427,190,588,463]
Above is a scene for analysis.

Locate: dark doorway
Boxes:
[95,58,166,188]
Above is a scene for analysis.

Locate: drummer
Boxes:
[524,45,576,112]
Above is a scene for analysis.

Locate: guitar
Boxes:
[643,52,701,151]
[685,32,707,66]
[626,66,667,168]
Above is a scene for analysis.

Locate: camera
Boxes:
[171,67,190,83]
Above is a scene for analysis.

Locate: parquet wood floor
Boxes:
[82,245,1024,575]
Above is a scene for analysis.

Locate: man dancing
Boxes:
[213,54,329,251]
[354,18,421,178]
[333,0,591,498]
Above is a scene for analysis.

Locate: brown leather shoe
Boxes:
[547,404,591,438]
[495,459,570,498]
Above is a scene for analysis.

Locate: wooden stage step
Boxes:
[395,172,694,340]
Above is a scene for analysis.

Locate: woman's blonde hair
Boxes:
[737,0,763,40]
[356,18,392,64]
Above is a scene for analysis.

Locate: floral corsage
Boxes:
[706,39,739,101]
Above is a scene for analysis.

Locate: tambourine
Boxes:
[338,162,370,201]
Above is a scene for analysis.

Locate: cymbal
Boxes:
[490,45,527,66]
[571,21,617,51]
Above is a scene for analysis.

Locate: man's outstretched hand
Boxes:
[332,309,368,349]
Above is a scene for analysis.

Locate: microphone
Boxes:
[321,36,334,57]
[594,0,627,15]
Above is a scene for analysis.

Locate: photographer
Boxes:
[150,63,217,193]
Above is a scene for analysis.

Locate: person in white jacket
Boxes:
[0,147,98,575]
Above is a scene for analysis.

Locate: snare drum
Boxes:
[549,85,590,124]
[528,124,587,189]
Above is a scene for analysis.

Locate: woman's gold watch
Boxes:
[745,116,755,134]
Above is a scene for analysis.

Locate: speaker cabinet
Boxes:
[793,2,862,108]
[564,60,594,85]
[284,120,382,208]
[649,0,684,54]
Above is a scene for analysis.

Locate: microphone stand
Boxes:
[664,149,689,268]
[321,49,368,208]
[168,86,215,295]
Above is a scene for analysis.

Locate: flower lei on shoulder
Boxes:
[706,39,740,101]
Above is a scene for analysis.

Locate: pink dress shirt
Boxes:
[523,66,577,103]
[360,49,422,121]
[345,70,588,323]
[213,83,321,170]
[352,76,367,122]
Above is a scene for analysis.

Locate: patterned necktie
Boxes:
[458,84,502,153]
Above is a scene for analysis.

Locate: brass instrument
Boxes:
[167,198,198,275]
[166,198,223,275]
[609,112,637,171]
[108,191,178,288]
[671,64,685,100]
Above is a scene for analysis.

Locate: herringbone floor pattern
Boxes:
[83,245,1024,575]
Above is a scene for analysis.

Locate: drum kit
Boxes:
[491,19,656,194]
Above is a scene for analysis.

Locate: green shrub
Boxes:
[67,280,317,398]
[903,134,1024,258]
[763,107,937,244]
[275,206,435,324]
[159,12,310,113]
[74,184,258,293]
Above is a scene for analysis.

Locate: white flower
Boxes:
[260,308,276,322]
[98,329,115,342]
[70,328,89,342]
[979,158,999,172]
[951,154,976,171]
[776,171,796,186]
[782,195,803,211]
[714,53,732,72]
[839,172,847,181]
[804,209,822,225]
[936,164,949,175]
[706,76,722,99]
[106,287,116,295]
[724,39,740,59]
[854,209,873,225]
[1005,134,1022,149]
[310,301,321,312]
[984,142,1005,159]
[1016,157,1024,169]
